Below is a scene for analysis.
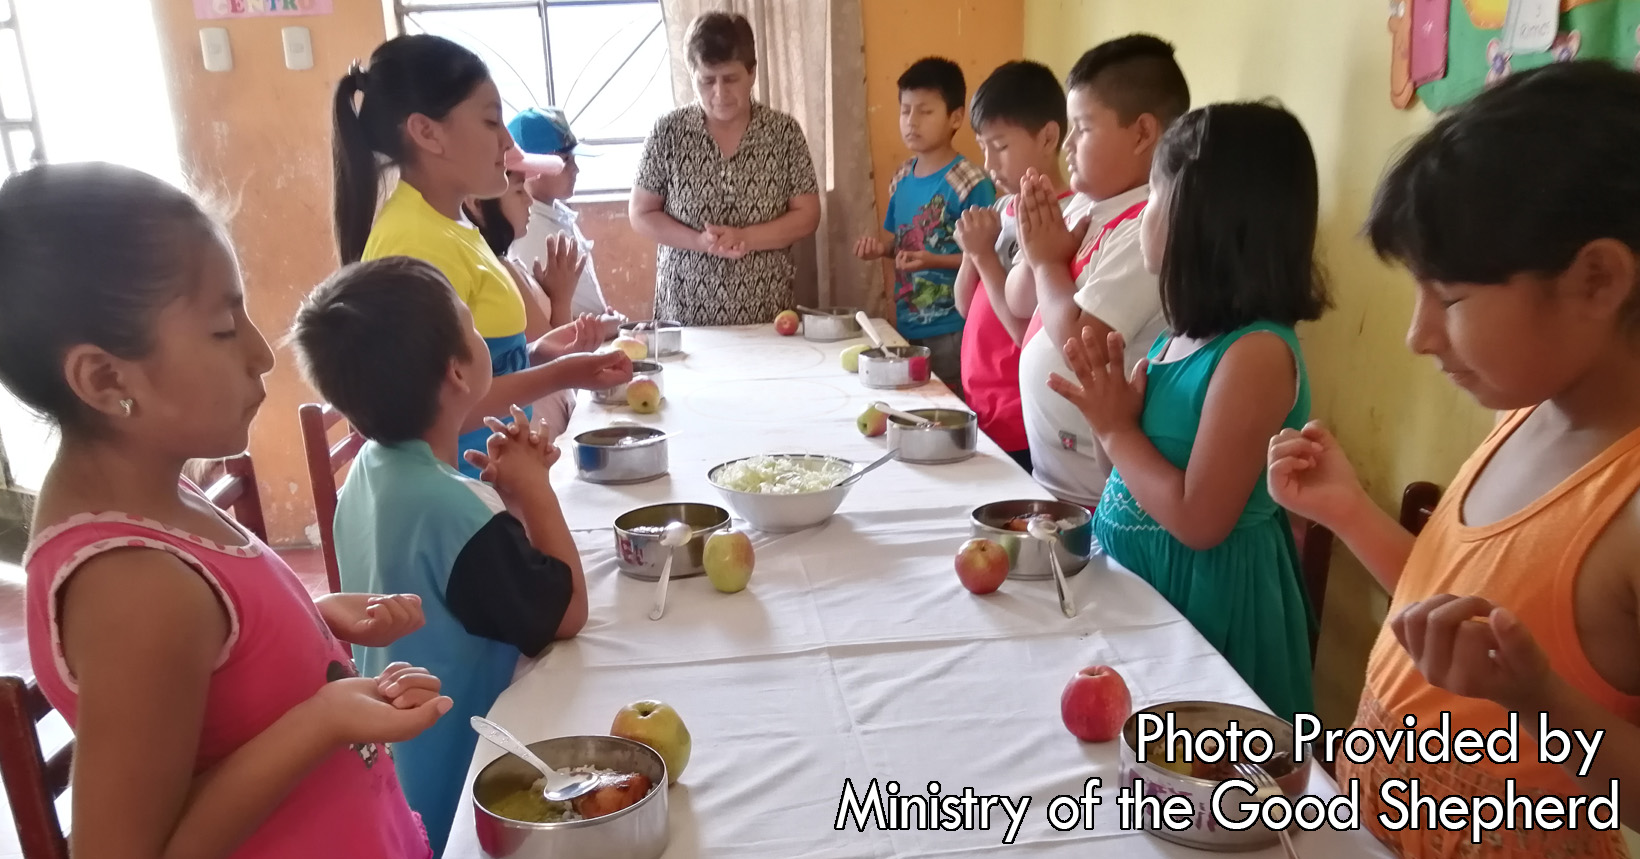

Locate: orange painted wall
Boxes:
[149,0,388,545]
[859,0,1025,298]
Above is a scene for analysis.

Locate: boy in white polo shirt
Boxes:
[1014,35,1190,508]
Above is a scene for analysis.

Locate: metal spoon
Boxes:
[1028,516,1077,618]
[648,521,693,621]
[871,401,934,427]
[471,716,602,803]
[854,312,887,350]
[836,449,899,489]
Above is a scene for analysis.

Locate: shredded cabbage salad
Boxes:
[713,455,851,494]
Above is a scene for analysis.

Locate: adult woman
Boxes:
[332,34,630,480]
[630,12,821,325]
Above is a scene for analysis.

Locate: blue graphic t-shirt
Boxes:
[883,155,996,339]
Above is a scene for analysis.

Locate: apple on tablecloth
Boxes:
[612,700,691,784]
[954,538,1008,594]
[840,343,869,373]
[857,405,888,437]
[773,309,800,336]
[1061,666,1131,743]
[704,530,755,593]
[627,378,661,414]
[611,336,648,360]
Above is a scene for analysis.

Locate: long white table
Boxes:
[443,325,1392,858]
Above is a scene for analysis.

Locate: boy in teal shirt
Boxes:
[290,256,588,855]
[855,56,996,399]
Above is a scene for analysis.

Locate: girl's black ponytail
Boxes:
[329,36,493,264]
[332,63,377,264]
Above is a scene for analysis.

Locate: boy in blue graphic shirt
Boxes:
[290,256,588,855]
[855,56,996,399]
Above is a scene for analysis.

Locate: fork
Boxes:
[1232,761,1299,859]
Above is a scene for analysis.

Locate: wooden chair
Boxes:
[1400,481,1442,535]
[197,452,268,544]
[1293,517,1334,666]
[0,675,69,859]
[298,403,364,595]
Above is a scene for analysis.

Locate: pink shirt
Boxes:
[24,494,431,858]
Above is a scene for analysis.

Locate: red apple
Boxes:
[774,310,800,336]
[1060,665,1131,743]
[953,538,1009,594]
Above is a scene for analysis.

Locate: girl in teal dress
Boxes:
[1047,102,1330,721]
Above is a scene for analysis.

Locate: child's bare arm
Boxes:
[1003,261,1038,322]
[1269,422,1414,592]
[954,257,978,319]
[1392,592,1640,825]
[62,551,445,859]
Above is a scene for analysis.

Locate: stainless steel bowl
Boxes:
[592,360,664,405]
[708,454,856,532]
[800,307,862,342]
[573,426,669,485]
[858,346,932,390]
[613,503,731,580]
[473,734,668,859]
[619,321,683,358]
[969,499,1093,581]
[1118,701,1314,852]
[887,408,977,464]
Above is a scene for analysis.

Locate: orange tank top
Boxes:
[1340,409,1640,859]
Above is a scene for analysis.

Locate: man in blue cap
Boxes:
[507,106,625,338]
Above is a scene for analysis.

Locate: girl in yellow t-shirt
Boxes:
[331,34,631,474]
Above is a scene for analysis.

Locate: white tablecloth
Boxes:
[442,325,1392,858]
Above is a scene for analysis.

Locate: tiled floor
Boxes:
[0,534,328,856]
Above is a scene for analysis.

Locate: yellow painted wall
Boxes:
[1023,0,1495,726]
[860,0,1025,301]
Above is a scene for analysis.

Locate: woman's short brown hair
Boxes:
[685,12,756,71]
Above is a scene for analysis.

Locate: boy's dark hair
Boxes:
[333,35,491,264]
[1153,101,1329,338]
[1066,34,1190,127]
[464,198,514,258]
[970,61,1068,145]
[290,257,473,444]
[1367,61,1640,315]
[898,57,967,113]
[685,12,757,71]
[0,162,222,433]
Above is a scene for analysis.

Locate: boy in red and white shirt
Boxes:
[1014,35,1190,507]
[954,61,1089,473]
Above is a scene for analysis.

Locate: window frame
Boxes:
[0,1,46,177]
[393,0,667,195]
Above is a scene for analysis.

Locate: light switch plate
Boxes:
[200,27,232,73]
[282,26,313,71]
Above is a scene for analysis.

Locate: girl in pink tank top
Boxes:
[0,163,452,858]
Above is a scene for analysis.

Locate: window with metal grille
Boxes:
[396,0,673,196]
[0,0,45,178]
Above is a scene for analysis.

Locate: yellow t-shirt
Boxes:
[362,181,528,347]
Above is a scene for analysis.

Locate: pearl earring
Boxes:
[119,398,134,417]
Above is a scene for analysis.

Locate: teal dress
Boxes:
[1094,322,1316,721]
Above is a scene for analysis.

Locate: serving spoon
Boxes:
[471,716,602,803]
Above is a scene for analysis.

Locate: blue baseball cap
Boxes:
[508,107,579,156]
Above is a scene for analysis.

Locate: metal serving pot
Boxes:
[612,503,731,580]
[857,346,932,390]
[619,321,683,358]
[968,499,1093,581]
[887,408,977,464]
[799,306,862,342]
[573,426,668,484]
[472,734,668,859]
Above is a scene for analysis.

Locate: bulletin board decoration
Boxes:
[1406,0,1640,112]
[194,0,333,20]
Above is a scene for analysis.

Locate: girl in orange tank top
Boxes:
[1268,62,1640,858]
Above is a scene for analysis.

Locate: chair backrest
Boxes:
[1400,481,1442,536]
[1294,518,1334,666]
[198,452,268,544]
[298,403,365,595]
[0,675,70,859]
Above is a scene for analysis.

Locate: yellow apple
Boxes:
[840,343,869,373]
[703,529,755,593]
[611,336,648,361]
[627,378,661,414]
[611,700,691,784]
